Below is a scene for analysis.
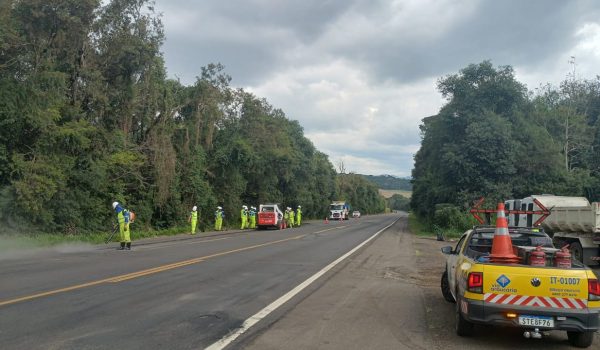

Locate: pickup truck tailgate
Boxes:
[483,265,589,309]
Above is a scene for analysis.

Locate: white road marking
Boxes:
[204,218,399,350]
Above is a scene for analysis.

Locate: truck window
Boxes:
[454,235,467,254]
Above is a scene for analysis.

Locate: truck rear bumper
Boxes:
[463,299,600,332]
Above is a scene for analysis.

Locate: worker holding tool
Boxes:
[113,201,131,250]
[189,205,198,235]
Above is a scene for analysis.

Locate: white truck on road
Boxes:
[329,201,349,220]
[504,195,600,266]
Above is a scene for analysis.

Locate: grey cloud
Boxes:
[328,0,600,84]
[162,36,278,85]
[158,0,600,86]
[156,0,354,84]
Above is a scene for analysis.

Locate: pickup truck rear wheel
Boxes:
[441,271,455,303]
[455,298,474,336]
[567,331,594,348]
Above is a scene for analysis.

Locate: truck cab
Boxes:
[330,201,349,220]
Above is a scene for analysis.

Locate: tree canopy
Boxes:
[411,61,600,228]
[0,0,385,235]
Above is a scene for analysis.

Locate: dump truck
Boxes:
[504,195,600,266]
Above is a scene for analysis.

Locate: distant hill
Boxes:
[361,175,412,190]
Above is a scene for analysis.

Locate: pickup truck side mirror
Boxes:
[441,246,453,255]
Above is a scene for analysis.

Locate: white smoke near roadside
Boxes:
[0,237,95,261]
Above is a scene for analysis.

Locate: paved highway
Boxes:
[0,214,399,349]
[4,214,598,350]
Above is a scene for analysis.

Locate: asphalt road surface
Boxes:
[0,214,398,350]
[244,215,600,350]
[1,213,598,349]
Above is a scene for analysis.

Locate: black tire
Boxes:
[569,241,584,264]
[567,331,594,348]
[441,271,455,303]
[455,297,474,336]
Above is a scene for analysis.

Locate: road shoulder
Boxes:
[242,215,435,350]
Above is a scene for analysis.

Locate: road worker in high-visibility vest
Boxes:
[215,206,224,231]
[249,206,257,229]
[284,208,290,228]
[288,207,295,228]
[113,201,131,250]
[241,205,248,229]
[189,205,198,234]
[296,205,302,226]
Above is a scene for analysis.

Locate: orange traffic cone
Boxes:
[489,203,519,264]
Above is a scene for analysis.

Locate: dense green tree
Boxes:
[0,0,368,235]
[387,194,410,211]
[336,173,385,214]
[412,61,600,229]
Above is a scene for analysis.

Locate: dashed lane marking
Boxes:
[0,235,306,307]
[0,222,369,308]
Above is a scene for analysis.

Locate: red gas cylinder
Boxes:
[555,245,572,269]
[529,246,546,267]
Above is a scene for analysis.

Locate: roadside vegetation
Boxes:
[0,0,385,244]
[411,61,600,235]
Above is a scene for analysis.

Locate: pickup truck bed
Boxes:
[442,226,600,348]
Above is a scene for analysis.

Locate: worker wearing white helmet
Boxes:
[288,206,295,228]
[112,201,132,250]
[215,206,224,231]
[249,206,257,229]
[296,205,302,226]
[189,205,198,235]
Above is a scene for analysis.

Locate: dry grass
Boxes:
[378,189,412,199]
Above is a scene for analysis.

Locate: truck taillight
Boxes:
[468,272,483,294]
[589,279,600,301]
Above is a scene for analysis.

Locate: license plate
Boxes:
[518,315,554,328]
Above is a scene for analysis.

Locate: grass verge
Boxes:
[0,225,194,251]
[407,212,465,240]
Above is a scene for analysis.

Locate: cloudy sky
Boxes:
[153,0,600,177]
